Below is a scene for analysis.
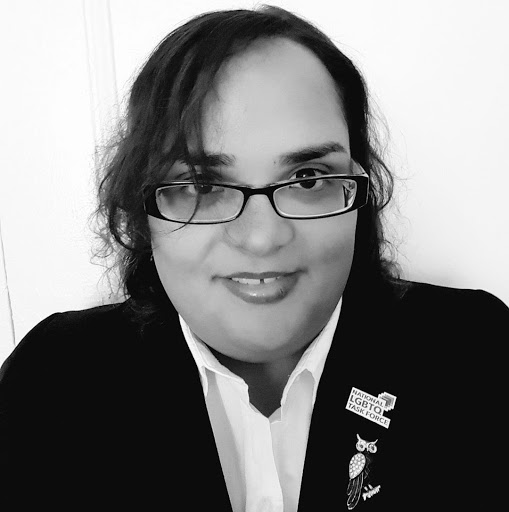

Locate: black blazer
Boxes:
[1,281,507,511]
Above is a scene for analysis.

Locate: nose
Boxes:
[224,194,294,256]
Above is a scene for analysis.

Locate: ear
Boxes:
[356,433,362,441]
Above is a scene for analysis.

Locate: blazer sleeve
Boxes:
[0,306,131,507]
[477,289,509,329]
[0,313,63,502]
[0,312,60,379]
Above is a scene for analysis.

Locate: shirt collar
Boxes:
[179,317,242,396]
[282,297,342,405]
[179,297,342,399]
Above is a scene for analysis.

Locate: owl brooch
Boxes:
[347,434,380,510]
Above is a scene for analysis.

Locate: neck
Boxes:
[210,346,308,417]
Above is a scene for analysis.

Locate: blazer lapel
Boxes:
[136,312,233,508]
[298,284,405,511]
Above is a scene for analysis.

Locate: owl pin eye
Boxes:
[367,441,378,453]
[356,440,367,452]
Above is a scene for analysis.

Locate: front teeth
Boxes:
[231,277,279,285]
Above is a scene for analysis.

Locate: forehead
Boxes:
[201,38,349,159]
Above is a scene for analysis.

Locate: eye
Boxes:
[293,168,323,179]
[171,172,224,197]
[179,183,222,197]
[289,168,327,190]
[367,443,377,454]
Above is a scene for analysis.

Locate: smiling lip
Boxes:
[220,271,300,304]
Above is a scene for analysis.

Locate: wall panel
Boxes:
[0,0,119,365]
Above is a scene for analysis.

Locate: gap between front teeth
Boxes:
[231,277,279,285]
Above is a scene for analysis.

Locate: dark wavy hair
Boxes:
[94,5,401,325]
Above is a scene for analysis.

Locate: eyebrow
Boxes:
[279,142,348,166]
[181,142,348,168]
[183,153,234,167]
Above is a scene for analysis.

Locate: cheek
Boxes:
[149,219,217,287]
[305,212,357,269]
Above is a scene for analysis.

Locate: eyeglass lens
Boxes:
[155,177,358,222]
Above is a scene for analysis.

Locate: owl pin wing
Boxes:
[347,452,366,510]
[347,471,364,510]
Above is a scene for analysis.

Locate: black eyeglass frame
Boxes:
[144,168,369,224]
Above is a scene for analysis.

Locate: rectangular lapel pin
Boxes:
[345,387,397,428]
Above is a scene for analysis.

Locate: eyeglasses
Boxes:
[144,161,369,224]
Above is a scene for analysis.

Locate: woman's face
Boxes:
[149,39,357,363]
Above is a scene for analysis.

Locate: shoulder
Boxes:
[9,301,133,351]
[350,279,508,391]
[390,280,508,330]
[23,301,131,336]
[398,279,507,308]
[0,299,185,387]
[347,278,508,343]
[383,281,506,414]
[0,301,137,385]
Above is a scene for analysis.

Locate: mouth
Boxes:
[230,276,281,285]
[225,271,291,285]
[219,271,301,304]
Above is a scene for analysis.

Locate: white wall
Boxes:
[1,0,508,365]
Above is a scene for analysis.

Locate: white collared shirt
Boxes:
[179,298,341,512]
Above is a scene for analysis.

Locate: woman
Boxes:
[1,6,507,511]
